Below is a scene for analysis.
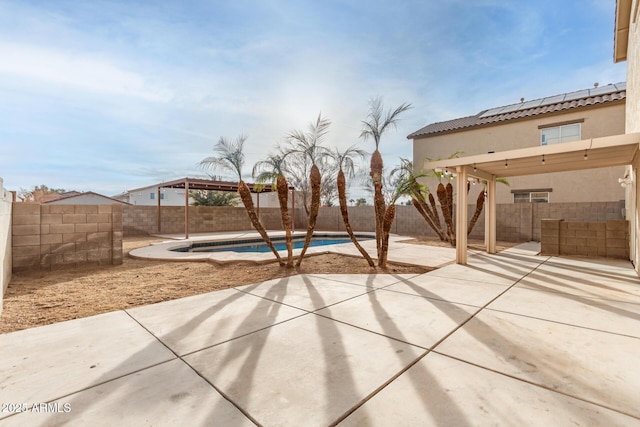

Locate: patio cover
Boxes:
[156,178,295,239]
[423,132,640,264]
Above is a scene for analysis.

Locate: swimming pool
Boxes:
[172,234,374,253]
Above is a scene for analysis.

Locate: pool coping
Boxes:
[128,231,424,265]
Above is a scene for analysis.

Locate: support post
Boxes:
[456,167,468,264]
[157,187,161,233]
[184,180,189,239]
[486,176,497,254]
[291,188,295,233]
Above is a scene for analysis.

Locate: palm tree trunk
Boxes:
[412,197,446,241]
[296,164,321,267]
[238,180,284,266]
[446,182,455,245]
[467,189,485,236]
[370,150,386,259]
[428,193,442,231]
[276,175,293,267]
[379,203,395,268]
[411,189,446,241]
[338,169,375,267]
[437,183,454,245]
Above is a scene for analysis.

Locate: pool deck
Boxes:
[130,231,469,268]
[2,239,640,425]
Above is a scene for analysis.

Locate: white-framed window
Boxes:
[513,190,550,203]
[540,123,581,145]
[150,192,155,200]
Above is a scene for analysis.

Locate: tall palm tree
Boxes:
[285,114,331,267]
[361,97,411,266]
[199,135,284,266]
[253,153,294,267]
[376,163,413,268]
[333,145,375,267]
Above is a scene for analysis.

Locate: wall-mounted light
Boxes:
[473,163,477,172]
[504,159,508,168]
[619,177,633,187]
[542,154,545,165]
[584,150,588,160]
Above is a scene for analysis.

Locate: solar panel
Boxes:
[475,83,624,119]
[517,99,543,110]
[563,89,590,102]
[478,107,507,118]
[589,84,620,96]
[496,103,522,114]
[538,94,566,106]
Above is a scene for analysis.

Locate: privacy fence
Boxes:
[0,200,628,313]
[121,201,625,242]
[0,179,12,314]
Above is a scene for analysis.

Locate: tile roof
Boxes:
[407,82,626,139]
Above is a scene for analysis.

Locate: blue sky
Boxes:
[0,0,626,198]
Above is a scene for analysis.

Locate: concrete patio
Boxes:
[1,242,640,425]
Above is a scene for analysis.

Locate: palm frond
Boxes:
[360,97,412,149]
[199,135,247,181]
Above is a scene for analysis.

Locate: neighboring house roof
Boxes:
[43,191,130,205]
[408,82,626,139]
[122,177,290,195]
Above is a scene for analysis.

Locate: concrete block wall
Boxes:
[540,219,629,259]
[532,201,624,240]
[296,201,624,243]
[12,204,123,271]
[123,205,286,236]
[0,178,12,314]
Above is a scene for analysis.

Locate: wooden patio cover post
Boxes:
[486,176,497,254]
[157,187,161,233]
[455,166,468,264]
[184,179,190,239]
[154,177,293,240]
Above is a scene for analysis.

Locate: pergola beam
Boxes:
[153,177,295,239]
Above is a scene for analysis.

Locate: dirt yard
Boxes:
[0,236,516,334]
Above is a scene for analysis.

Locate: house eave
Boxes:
[614,0,632,62]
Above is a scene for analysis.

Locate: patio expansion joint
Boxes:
[121,310,263,426]
[430,350,640,421]
[234,280,374,315]
[483,305,640,341]
[303,273,418,289]
[333,254,547,425]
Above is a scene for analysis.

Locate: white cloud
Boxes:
[0,42,172,102]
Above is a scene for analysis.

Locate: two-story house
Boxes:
[409,83,627,205]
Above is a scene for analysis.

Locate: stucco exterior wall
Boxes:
[626,4,640,133]
[0,178,12,315]
[622,1,640,270]
[413,102,626,204]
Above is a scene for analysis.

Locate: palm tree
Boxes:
[199,135,284,266]
[376,163,413,268]
[361,97,411,266]
[394,158,446,241]
[285,114,331,267]
[333,145,375,267]
[253,153,294,267]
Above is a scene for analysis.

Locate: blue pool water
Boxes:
[199,238,356,253]
[174,234,374,253]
